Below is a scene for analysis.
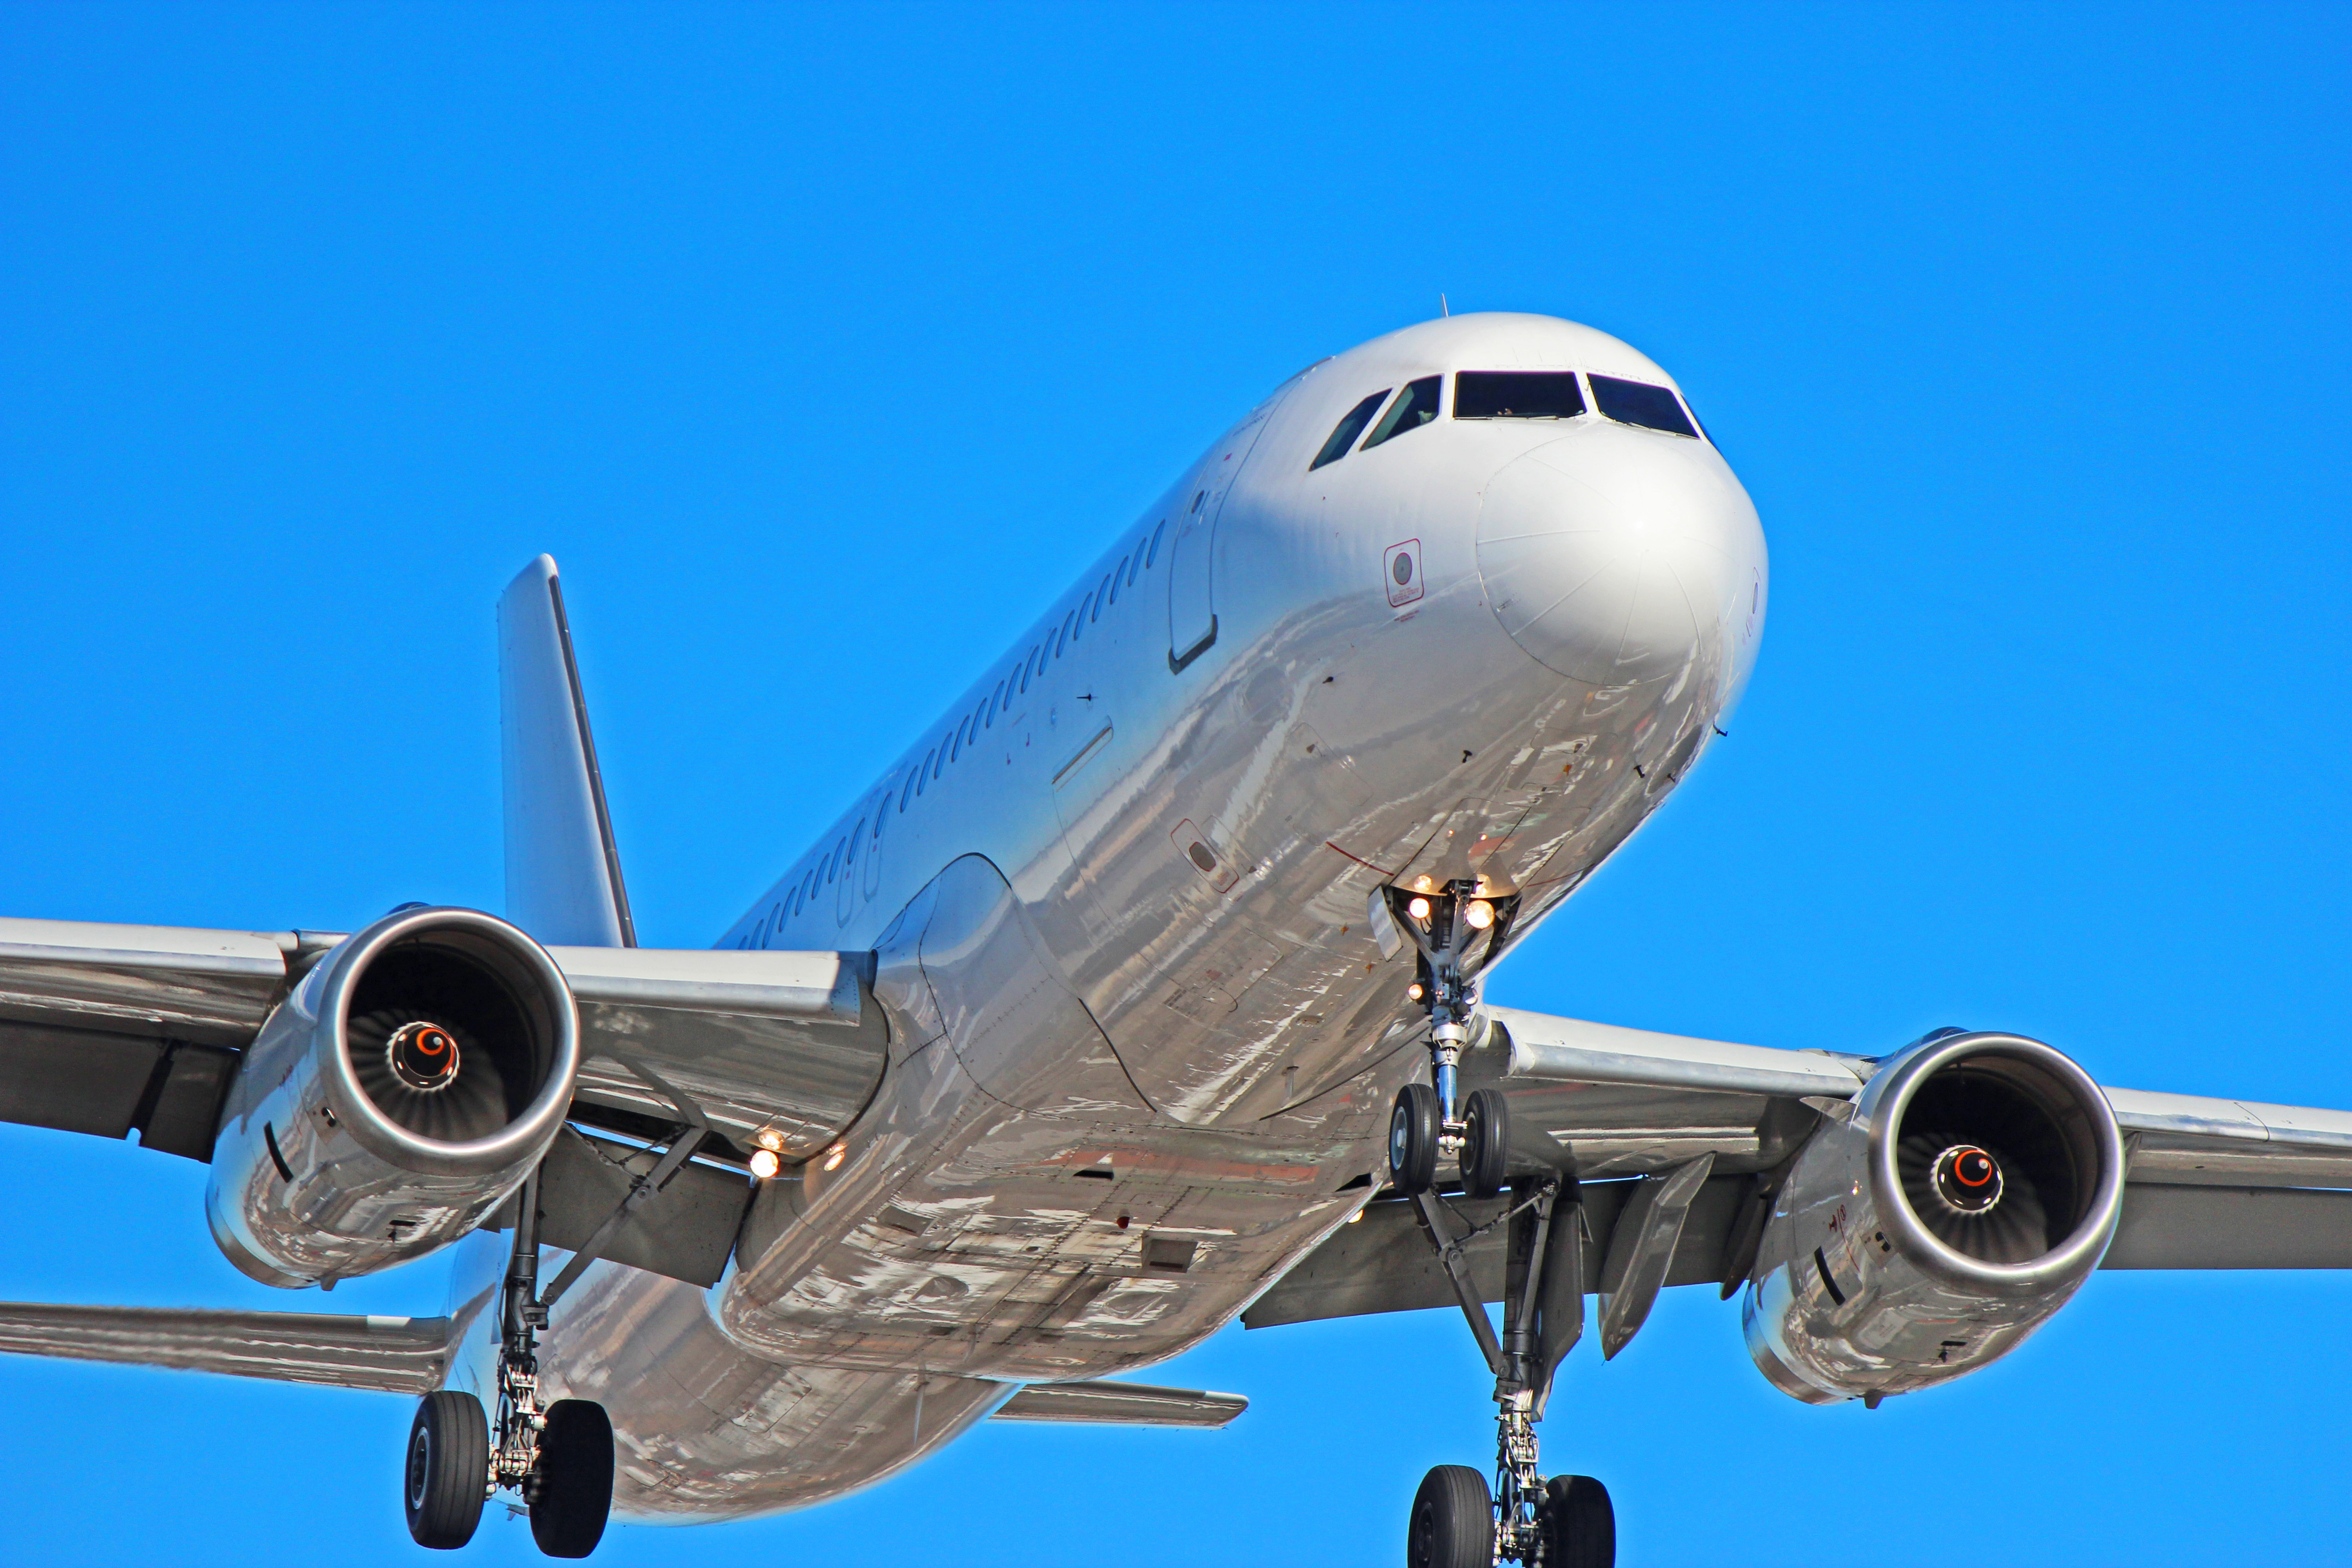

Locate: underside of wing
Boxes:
[1250,1004,2352,1336]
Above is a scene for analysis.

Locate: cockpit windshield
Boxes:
[1311,389,1391,470]
[1360,375,1442,450]
[1588,374,1699,439]
[1453,371,1585,419]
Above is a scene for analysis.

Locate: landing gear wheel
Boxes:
[1407,1464,1494,1568]
[529,1398,614,1558]
[1459,1087,1509,1197]
[1389,1083,1442,1195]
[404,1390,489,1550]
[1543,1474,1615,1568]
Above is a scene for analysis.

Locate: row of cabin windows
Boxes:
[1308,369,1704,471]
[742,511,1175,946]
[894,512,1166,814]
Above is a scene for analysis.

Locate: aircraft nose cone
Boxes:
[1476,425,1759,687]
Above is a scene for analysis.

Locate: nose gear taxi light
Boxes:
[748,1149,782,1180]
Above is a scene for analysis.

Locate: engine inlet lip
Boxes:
[310,905,581,1176]
[1859,1031,2124,1297]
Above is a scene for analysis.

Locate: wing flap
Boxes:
[2103,1183,2352,1269]
[1243,1178,1749,1331]
[0,1303,451,1394]
[991,1380,1247,1428]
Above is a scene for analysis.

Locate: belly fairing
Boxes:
[712,856,1381,1383]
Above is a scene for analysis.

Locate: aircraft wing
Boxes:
[0,914,884,1166]
[1245,1004,2352,1333]
[0,1303,453,1394]
[1481,1004,2352,1191]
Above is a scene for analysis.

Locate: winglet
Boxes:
[499,555,636,948]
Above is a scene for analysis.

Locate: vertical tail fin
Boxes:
[498,555,636,948]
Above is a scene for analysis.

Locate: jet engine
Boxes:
[1743,1030,2124,1405]
[206,906,579,1289]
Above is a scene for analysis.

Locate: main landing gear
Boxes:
[402,1167,615,1558]
[1383,881,1616,1568]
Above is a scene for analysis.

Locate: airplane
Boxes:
[0,310,2346,1566]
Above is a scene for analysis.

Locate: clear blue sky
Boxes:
[2,5,2346,1564]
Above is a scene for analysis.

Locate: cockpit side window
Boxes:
[1360,375,1442,450]
[1589,374,1699,438]
[1455,371,1585,420]
[1310,390,1392,470]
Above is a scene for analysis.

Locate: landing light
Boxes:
[755,1128,784,1153]
[1464,900,1495,931]
[1346,1209,1364,1224]
[823,1144,847,1171]
[749,1149,781,1180]
[1407,897,1431,921]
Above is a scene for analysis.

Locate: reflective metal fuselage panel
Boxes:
[485,313,1768,1520]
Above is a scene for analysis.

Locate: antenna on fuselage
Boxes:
[1440,293,1450,317]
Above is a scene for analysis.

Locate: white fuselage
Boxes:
[438,312,1768,1520]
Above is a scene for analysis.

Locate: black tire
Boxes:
[1459,1088,1509,1197]
[1543,1474,1616,1568]
[529,1398,615,1558]
[1389,1083,1441,1195]
[1406,1464,1494,1568]
[404,1389,488,1550]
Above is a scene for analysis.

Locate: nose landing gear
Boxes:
[1383,882,1615,1567]
[1383,881,1516,1200]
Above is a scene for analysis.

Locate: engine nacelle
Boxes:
[1743,1030,2125,1405]
[206,906,579,1288]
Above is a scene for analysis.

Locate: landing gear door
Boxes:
[1166,403,1278,673]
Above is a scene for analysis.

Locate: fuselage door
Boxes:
[1166,404,1277,671]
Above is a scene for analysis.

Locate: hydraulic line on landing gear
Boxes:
[495,1167,552,1498]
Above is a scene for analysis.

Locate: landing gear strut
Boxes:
[402,1166,615,1557]
[495,1166,615,1558]
[1385,880,1615,1568]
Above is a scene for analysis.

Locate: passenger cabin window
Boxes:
[1361,376,1441,449]
[1589,374,1699,438]
[1454,371,1586,420]
[1310,389,1391,470]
